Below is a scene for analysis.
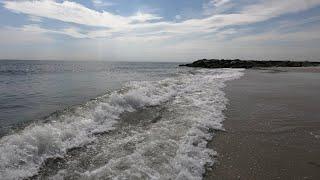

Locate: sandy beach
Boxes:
[205,67,320,179]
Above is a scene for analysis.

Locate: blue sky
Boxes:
[1,0,320,61]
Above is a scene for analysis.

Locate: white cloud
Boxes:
[2,0,320,61]
[3,0,161,29]
[20,24,87,39]
[130,11,162,22]
[203,0,234,15]
[91,0,114,8]
[244,0,320,19]
[233,25,320,43]
[212,0,231,7]
[4,0,320,40]
[28,15,42,22]
[4,0,320,42]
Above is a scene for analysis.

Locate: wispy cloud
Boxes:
[91,0,114,8]
[130,11,162,22]
[3,0,161,29]
[4,0,320,40]
[203,0,234,15]
[28,15,43,22]
[214,0,232,7]
[21,24,87,39]
[2,0,320,61]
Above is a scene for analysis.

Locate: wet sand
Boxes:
[205,67,320,179]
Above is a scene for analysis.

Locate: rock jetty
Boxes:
[179,59,320,69]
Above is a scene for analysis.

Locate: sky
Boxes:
[0,0,320,62]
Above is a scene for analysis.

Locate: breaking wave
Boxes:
[0,68,244,179]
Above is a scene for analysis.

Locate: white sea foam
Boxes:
[80,68,244,180]
[0,68,244,179]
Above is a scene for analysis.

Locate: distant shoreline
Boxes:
[180,59,320,69]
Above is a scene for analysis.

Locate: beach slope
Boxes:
[205,67,320,179]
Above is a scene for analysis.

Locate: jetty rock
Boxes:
[179,59,320,69]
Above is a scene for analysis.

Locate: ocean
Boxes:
[0,60,243,179]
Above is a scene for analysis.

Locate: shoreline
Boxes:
[205,67,320,179]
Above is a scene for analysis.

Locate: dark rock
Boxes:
[179,59,320,69]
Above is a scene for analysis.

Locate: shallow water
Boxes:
[0,60,244,179]
[0,60,177,136]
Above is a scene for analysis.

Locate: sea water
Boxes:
[0,60,243,179]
